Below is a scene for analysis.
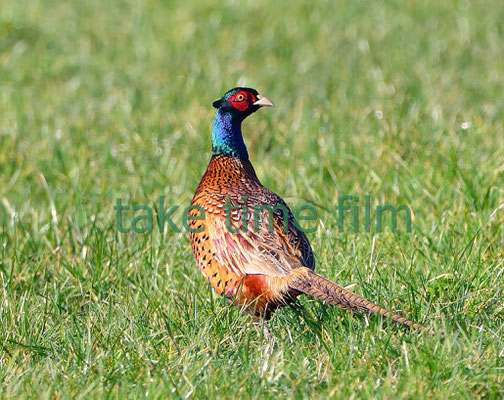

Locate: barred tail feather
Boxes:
[291,269,424,331]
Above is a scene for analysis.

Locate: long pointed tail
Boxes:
[290,268,424,331]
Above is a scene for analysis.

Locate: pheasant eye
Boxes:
[235,94,245,101]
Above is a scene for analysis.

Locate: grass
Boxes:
[1,0,504,397]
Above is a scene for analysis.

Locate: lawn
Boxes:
[1,0,503,398]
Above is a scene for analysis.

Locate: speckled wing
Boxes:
[205,203,307,278]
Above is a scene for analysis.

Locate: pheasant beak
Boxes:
[253,95,275,108]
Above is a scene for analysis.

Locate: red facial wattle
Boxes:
[228,91,257,111]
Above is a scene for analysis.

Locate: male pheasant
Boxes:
[189,87,422,330]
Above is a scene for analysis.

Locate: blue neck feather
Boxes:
[212,110,249,159]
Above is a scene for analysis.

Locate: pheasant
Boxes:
[189,87,423,330]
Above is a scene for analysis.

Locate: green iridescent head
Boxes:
[212,87,274,117]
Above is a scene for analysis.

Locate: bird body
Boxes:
[189,87,422,330]
[190,153,314,316]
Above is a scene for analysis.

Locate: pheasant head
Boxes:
[211,87,274,159]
